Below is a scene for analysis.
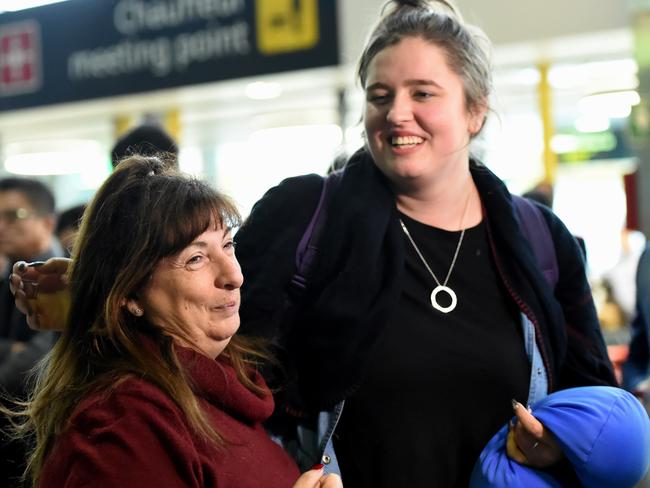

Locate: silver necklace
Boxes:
[399,191,472,314]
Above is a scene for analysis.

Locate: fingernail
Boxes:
[28,261,46,267]
[311,464,324,471]
[527,404,532,413]
[511,399,519,410]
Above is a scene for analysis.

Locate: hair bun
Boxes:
[395,0,424,6]
[392,0,457,15]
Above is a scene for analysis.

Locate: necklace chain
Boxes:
[399,220,465,287]
[398,189,473,313]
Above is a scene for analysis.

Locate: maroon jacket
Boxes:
[41,348,301,487]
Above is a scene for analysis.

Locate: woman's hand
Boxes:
[292,465,343,488]
[506,400,564,468]
[9,257,72,331]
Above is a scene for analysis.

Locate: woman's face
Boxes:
[363,36,485,188]
[134,224,243,358]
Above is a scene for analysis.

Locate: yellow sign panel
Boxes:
[256,0,319,54]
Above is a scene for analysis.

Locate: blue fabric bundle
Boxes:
[470,386,650,487]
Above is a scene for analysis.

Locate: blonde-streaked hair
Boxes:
[18,155,270,486]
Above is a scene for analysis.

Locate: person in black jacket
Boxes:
[233,1,617,486]
[0,177,61,395]
[0,177,62,487]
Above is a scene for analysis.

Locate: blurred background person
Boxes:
[524,181,554,207]
[522,182,587,259]
[0,177,62,391]
[55,204,86,258]
[0,177,63,486]
[623,243,650,404]
[521,188,553,208]
[111,123,179,169]
[602,228,647,326]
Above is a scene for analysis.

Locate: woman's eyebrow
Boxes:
[366,79,443,91]
[186,241,208,249]
[404,78,443,89]
[366,82,390,91]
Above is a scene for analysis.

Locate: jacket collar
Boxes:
[471,160,563,389]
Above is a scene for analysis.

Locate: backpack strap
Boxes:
[290,171,343,293]
[512,194,559,289]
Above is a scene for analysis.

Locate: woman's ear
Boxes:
[123,298,144,317]
[468,99,488,135]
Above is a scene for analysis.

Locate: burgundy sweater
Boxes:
[40,348,301,487]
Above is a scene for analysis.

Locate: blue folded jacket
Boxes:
[470,386,650,487]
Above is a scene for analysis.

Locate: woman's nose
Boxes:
[214,256,244,290]
[386,94,413,124]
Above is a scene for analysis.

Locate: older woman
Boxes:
[11,156,340,488]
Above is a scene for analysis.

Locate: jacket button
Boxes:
[537,368,542,375]
[322,455,331,465]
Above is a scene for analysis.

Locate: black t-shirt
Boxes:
[333,215,531,488]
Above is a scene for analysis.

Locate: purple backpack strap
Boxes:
[290,171,342,292]
[513,194,559,289]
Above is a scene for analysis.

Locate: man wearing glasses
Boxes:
[0,177,63,486]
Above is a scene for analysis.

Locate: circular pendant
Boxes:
[430,285,457,313]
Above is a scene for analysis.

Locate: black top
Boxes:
[333,216,530,487]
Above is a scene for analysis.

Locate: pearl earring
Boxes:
[131,307,143,316]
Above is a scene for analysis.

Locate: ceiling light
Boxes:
[551,132,616,154]
[551,135,580,154]
[495,67,540,87]
[549,59,637,89]
[578,90,640,118]
[250,124,342,146]
[3,139,104,175]
[5,152,85,175]
[575,115,611,133]
[245,81,282,100]
[0,0,68,12]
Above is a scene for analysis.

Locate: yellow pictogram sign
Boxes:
[256,0,319,54]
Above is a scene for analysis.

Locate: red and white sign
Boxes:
[0,21,41,96]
